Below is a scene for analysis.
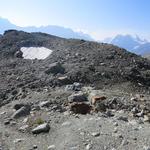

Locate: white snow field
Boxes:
[20,47,53,59]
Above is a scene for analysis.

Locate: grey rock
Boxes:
[86,144,92,150]
[65,82,82,91]
[12,106,31,119]
[14,50,23,58]
[91,132,100,137]
[32,123,50,134]
[13,103,31,110]
[48,145,56,149]
[39,101,50,107]
[58,76,70,85]
[4,120,10,125]
[33,145,38,149]
[117,116,128,122]
[68,92,87,103]
[19,125,29,131]
[45,62,65,75]
[13,138,24,143]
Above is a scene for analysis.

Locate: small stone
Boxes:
[136,110,144,117]
[32,123,50,134]
[0,111,6,115]
[63,111,70,116]
[117,116,128,122]
[58,76,70,85]
[143,115,150,122]
[10,121,17,126]
[113,122,118,126]
[86,144,92,150]
[4,120,10,125]
[143,146,150,150]
[14,138,24,143]
[105,110,114,117]
[62,121,71,126]
[113,127,118,133]
[91,132,100,137]
[48,145,56,150]
[131,97,138,101]
[14,50,23,58]
[19,125,29,131]
[32,105,41,111]
[45,62,65,75]
[39,101,50,107]
[33,145,38,149]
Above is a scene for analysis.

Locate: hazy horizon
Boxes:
[0,0,150,40]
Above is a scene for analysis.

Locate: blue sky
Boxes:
[0,0,150,40]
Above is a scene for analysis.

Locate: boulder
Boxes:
[68,92,87,103]
[45,62,65,75]
[70,102,91,114]
[32,123,50,134]
[13,103,30,110]
[12,105,31,119]
[14,50,23,58]
[65,82,82,91]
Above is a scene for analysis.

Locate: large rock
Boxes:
[65,82,82,91]
[70,102,91,114]
[32,123,50,134]
[12,105,31,119]
[14,50,23,58]
[13,103,30,110]
[68,92,87,103]
[45,62,65,75]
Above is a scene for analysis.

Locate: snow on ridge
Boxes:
[20,47,53,60]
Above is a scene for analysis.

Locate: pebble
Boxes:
[0,111,6,115]
[4,120,10,125]
[143,115,150,122]
[19,125,29,131]
[14,138,24,143]
[86,144,92,150]
[33,145,38,149]
[117,116,128,122]
[62,121,71,126]
[143,146,150,150]
[113,122,118,126]
[113,127,118,133]
[48,145,56,149]
[39,101,50,107]
[91,132,100,137]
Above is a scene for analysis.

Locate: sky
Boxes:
[0,0,150,40]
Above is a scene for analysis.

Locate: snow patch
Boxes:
[20,47,52,59]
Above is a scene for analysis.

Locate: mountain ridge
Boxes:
[103,34,150,56]
[0,17,93,41]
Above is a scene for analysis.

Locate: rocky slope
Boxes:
[0,30,150,150]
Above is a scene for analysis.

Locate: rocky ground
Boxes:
[0,30,150,150]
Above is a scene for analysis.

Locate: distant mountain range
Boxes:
[103,34,150,56]
[0,17,93,41]
[0,17,150,56]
